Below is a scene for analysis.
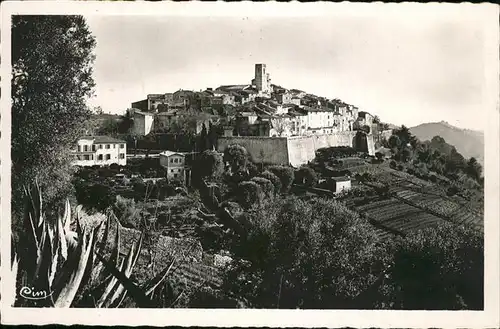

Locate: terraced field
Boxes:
[392,188,483,230]
[170,261,223,290]
[356,198,446,237]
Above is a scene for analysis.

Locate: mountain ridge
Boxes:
[409,121,484,165]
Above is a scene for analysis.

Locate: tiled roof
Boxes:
[216,84,250,91]
[133,110,155,116]
[160,150,186,157]
[80,136,126,144]
[331,176,351,182]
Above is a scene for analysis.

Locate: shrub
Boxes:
[407,167,415,175]
[397,164,404,171]
[223,144,248,173]
[447,185,459,196]
[247,161,259,178]
[390,160,397,169]
[114,195,141,228]
[269,165,295,193]
[295,166,318,187]
[237,181,263,209]
[196,150,224,180]
[250,177,275,199]
[259,171,282,194]
[361,172,372,182]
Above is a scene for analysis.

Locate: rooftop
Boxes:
[331,176,351,182]
[160,150,186,157]
[80,136,126,144]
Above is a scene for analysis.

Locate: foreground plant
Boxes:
[11,181,182,308]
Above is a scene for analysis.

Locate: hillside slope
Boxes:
[409,121,484,164]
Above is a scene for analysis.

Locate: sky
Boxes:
[84,6,493,131]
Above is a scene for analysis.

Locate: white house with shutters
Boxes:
[72,136,127,167]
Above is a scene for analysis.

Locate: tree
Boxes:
[394,125,412,146]
[373,115,380,124]
[118,110,134,134]
[269,166,295,193]
[224,197,393,308]
[12,16,96,219]
[98,117,119,136]
[236,181,263,209]
[361,125,371,134]
[295,166,318,187]
[465,157,482,182]
[271,117,291,137]
[259,171,282,194]
[198,122,209,151]
[207,121,219,150]
[388,135,401,150]
[388,222,483,310]
[196,150,224,180]
[223,144,248,174]
[250,177,275,199]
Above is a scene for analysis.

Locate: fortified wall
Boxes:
[217,136,290,164]
[217,132,375,167]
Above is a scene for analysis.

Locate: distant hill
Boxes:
[409,121,484,165]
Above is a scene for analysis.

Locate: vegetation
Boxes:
[258,171,282,194]
[268,165,295,193]
[10,182,174,308]
[388,128,483,185]
[12,15,96,222]
[295,166,318,187]
[223,197,393,309]
[223,144,248,174]
[195,150,224,181]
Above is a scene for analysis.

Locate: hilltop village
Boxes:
[80,64,390,170]
[129,64,376,139]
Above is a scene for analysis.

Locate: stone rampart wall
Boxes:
[218,132,375,167]
[217,136,290,165]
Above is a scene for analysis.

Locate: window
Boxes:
[84,155,90,160]
[84,145,88,152]
[170,169,175,173]
[105,154,111,160]
[113,144,116,149]
[105,144,110,149]
[98,154,103,161]
[120,144,124,149]
[78,145,81,152]
[92,145,96,151]
[119,153,125,159]
[170,159,174,163]
[99,144,103,149]
[174,174,178,178]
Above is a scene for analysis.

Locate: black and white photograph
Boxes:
[1,1,499,327]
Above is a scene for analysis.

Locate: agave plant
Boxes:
[12,180,180,308]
